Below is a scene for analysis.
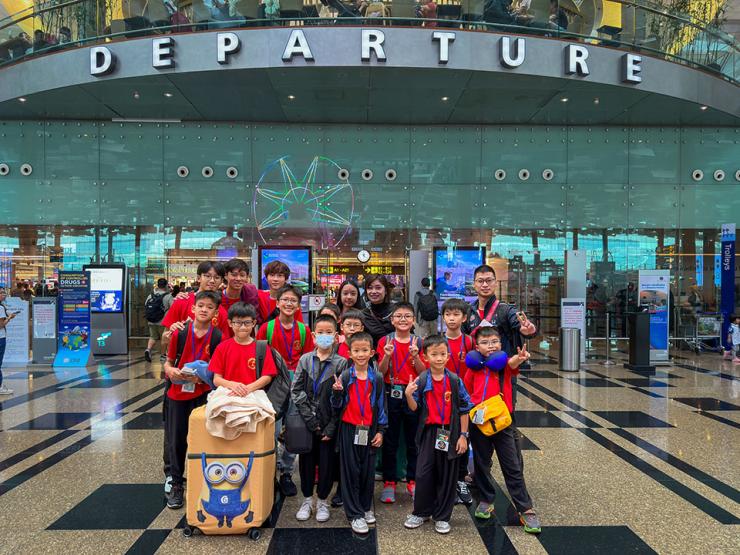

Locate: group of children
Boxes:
[160,260,541,536]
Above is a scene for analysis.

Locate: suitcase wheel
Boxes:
[182,526,195,538]
[248,528,262,541]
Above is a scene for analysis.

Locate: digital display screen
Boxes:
[433,247,486,304]
[87,267,125,313]
[259,247,311,294]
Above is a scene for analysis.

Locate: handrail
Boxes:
[0,1,736,81]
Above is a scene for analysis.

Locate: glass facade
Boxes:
[0,121,738,340]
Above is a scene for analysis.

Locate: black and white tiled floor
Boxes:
[0,346,738,554]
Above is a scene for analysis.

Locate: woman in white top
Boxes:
[0,286,17,395]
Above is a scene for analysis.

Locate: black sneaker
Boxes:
[144,349,152,362]
[456,480,473,505]
[279,473,297,497]
[331,492,343,507]
[167,484,184,509]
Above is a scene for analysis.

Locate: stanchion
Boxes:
[601,314,616,366]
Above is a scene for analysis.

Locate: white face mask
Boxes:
[315,334,335,349]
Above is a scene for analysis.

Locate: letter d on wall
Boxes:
[90,46,115,76]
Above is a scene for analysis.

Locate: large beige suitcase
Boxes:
[183,406,275,540]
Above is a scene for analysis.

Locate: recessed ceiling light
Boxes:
[133,92,140,100]
[163,92,173,98]
[441,96,449,102]
[560,97,569,103]
[18,97,27,103]
[593,97,600,105]
[288,95,295,100]
[700,105,708,111]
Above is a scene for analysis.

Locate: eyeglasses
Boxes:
[279,298,299,305]
[477,340,501,347]
[393,314,413,321]
[202,274,221,282]
[231,320,254,328]
[342,322,363,329]
[475,278,495,285]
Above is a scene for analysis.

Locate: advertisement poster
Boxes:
[720,224,736,352]
[638,270,670,363]
[433,247,486,304]
[259,247,311,294]
[1,297,29,366]
[86,266,125,313]
[33,298,57,339]
[54,271,92,368]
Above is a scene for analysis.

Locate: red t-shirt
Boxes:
[463,362,519,413]
[425,375,453,426]
[444,334,474,380]
[337,341,350,360]
[257,289,304,325]
[166,327,220,401]
[220,291,242,315]
[209,338,277,385]
[377,335,425,385]
[256,320,314,371]
[342,376,373,427]
[161,292,232,338]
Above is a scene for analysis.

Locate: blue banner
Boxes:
[695,255,703,287]
[720,224,736,352]
[638,270,670,362]
[53,271,92,367]
[714,254,722,286]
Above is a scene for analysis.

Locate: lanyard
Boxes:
[311,357,331,398]
[481,367,504,401]
[279,322,296,363]
[446,336,464,375]
[391,339,412,384]
[191,324,213,361]
[353,369,371,426]
[430,373,449,426]
[472,299,499,334]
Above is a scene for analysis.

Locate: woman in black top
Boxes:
[361,275,395,346]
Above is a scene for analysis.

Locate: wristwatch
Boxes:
[460,431,470,438]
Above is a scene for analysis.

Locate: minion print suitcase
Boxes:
[183,406,276,540]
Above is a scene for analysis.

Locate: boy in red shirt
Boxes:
[163,290,223,510]
[211,302,277,395]
[463,326,541,534]
[256,285,314,372]
[403,335,472,534]
[330,332,387,535]
[377,301,426,503]
[257,260,304,325]
[221,258,259,319]
[162,261,231,340]
[256,284,313,496]
[337,309,365,360]
[441,297,476,505]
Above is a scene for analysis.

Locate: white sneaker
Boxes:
[0,385,13,395]
[296,497,313,521]
[404,514,427,529]
[351,517,369,534]
[316,499,330,522]
[435,520,451,534]
[364,510,376,525]
[164,475,173,494]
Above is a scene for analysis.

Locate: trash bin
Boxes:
[559,327,581,371]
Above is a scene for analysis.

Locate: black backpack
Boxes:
[174,323,223,366]
[255,340,292,420]
[144,292,166,323]
[417,291,439,321]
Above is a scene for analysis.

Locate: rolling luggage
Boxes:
[183,405,275,540]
